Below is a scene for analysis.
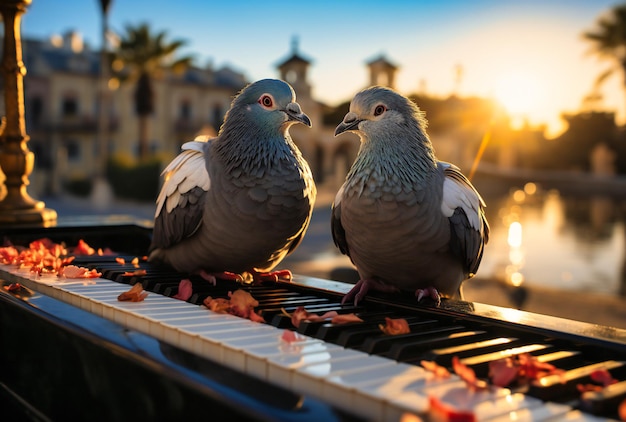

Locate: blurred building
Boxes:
[11,31,246,195]
[2,31,563,198]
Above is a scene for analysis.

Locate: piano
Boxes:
[2,219,626,421]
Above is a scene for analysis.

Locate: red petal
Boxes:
[428,395,476,422]
[173,279,193,301]
[331,313,364,324]
[489,358,520,387]
[379,317,410,335]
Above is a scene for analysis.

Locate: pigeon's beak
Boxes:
[285,102,312,127]
[334,112,362,136]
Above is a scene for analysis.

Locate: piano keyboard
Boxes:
[2,253,625,422]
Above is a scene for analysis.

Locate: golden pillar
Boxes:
[0,0,57,224]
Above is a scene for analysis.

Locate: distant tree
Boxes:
[583,3,626,113]
[113,23,193,159]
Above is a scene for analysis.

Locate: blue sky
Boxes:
[20,0,625,136]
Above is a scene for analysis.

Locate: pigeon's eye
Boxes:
[374,105,387,116]
[259,95,273,108]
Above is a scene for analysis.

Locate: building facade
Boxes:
[14,32,246,195]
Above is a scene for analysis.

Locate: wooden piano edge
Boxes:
[0,285,362,422]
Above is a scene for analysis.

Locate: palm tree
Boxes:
[583,3,626,113]
[113,23,193,159]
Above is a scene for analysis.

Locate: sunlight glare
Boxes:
[494,71,541,120]
[508,222,523,248]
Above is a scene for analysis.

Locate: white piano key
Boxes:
[486,400,572,422]
[422,379,511,413]
[471,392,543,420]
[242,335,326,380]
[265,341,344,389]
[292,347,389,397]
[543,409,608,421]
[221,330,291,371]
[321,362,437,420]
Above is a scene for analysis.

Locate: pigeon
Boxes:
[149,79,316,284]
[332,86,489,305]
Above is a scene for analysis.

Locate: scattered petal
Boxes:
[488,357,519,387]
[428,395,476,422]
[121,269,147,277]
[488,353,565,387]
[204,296,230,313]
[117,283,148,302]
[331,313,364,324]
[228,290,259,317]
[590,369,618,386]
[59,265,102,279]
[281,330,299,343]
[379,317,410,335]
[74,239,95,255]
[453,356,488,391]
[421,360,451,378]
[172,279,193,301]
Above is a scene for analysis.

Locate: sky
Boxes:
[18,0,626,137]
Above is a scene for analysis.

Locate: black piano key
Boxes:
[306,311,405,342]
[528,360,626,401]
[295,307,368,337]
[387,330,491,361]
[415,337,523,367]
[580,380,626,418]
[153,281,184,295]
[333,317,437,349]
[270,314,296,328]
[362,325,470,356]
[461,344,556,377]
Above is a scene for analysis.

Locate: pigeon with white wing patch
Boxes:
[333,86,489,305]
[149,79,316,284]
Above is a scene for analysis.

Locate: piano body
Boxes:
[1,219,626,422]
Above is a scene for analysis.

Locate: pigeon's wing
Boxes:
[439,162,490,276]
[151,140,212,250]
[331,185,351,258]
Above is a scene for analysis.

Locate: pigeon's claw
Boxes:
[199,270,244,286]
[341,277,399,306]
[251,269,293,283]
[415,286,441,306]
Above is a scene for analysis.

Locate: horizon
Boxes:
[18,0,626,138]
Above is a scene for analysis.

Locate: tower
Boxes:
[276,36,312,97]
[366,54,398,89]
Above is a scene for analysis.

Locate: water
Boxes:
[478,183,626,297]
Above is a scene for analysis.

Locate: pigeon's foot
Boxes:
[415,286,441,306]
[249,269,293,283]
[341,278,399,306]
[198,270,244,286]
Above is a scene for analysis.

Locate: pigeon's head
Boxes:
[334,86,427,141]
[226,79,311,134]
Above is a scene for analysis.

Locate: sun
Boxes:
[494,71,541,116]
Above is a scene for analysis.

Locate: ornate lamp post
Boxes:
[0,0,57,224]
[90,0,114,209]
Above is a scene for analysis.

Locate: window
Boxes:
[30,96,43,125]
[64,139,80,162]
[62,97,78,117]
[180,100,191,120]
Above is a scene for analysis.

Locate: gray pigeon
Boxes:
[332,86,489,305]
[149,79,316,284]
